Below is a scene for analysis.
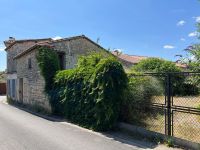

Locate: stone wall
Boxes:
[16,50,51,112]
[52,37,107,69]
[7,42,37,73]
[6,36,108,113]
[7,39,50,73]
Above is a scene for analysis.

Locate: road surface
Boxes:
[0,96,178,150]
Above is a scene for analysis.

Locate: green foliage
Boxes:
[184,44,200,72]
[166,137,174,147]
[0,71,6,83]
[7,97,14,105]
[51,53,128,131]
[36,46,60,92]
[197,23,200,39]
[197,104,200,111]
[131,58,188,95]
[181,45,200,93]
[132,58,182,73]
[120,75,164,125]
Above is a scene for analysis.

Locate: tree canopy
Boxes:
[131,58,182,73]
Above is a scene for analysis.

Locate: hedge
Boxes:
[120,75,164,125]
[50,54,128,131]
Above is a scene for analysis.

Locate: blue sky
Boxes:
[0,0,200,71]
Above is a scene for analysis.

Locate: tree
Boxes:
[131,58,191,95]
[131,58,182,73]
[183,45,200,72]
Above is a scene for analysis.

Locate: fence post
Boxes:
[166,73,172,136]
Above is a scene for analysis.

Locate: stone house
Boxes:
[4,35,106,112]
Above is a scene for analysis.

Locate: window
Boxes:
[58,52,65,70]
[28,58,32,69]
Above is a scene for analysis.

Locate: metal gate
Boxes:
[129,72,200,143]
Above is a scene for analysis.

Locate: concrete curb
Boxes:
[118,122,200,150]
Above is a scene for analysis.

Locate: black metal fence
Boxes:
[128,72,200,143]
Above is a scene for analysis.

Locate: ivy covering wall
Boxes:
[36,48,128,131]
[51,54,128,131]
[36,46,60,92]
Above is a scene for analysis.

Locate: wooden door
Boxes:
[19,78,23,101]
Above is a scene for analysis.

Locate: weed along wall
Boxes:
[37,48,128,131]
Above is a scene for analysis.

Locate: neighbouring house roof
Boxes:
[112,51,188,69]
[112,51,149,64]
[13,35,107,59]
[4,38,52,51]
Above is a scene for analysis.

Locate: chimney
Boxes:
[4,37,16,47]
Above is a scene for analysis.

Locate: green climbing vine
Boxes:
[36,46,60,93]
[37,48,128,131]
[50,53,128,131]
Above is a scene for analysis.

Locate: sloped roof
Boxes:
[4,38,52,51]
[14,35,106,59]
[112,51,188,69]
[112,51,149,64]
[51,35,105,50]
[14,42,52,59]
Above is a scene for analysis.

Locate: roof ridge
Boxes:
[126,54,148,57]
[4,38,52,50]
[50,35,85,43]
[50,34,105,50]
[10,38,51,42]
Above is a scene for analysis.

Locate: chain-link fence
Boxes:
[123,72,200,143]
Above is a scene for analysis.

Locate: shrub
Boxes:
[51,54,128,131]
[166,137,174,147]
[131,58,199,96]
[132,58,182,73]
[120,74,164,125]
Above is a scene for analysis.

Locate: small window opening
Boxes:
[28,58,32,69]
[58,52,65,70]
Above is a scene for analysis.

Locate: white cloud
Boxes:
[163,45,175,49]
[52,36,62,40]
[177,20,186,26]
[188,31,199,37]
[193,16,200,23]
[0,44,5,52]
[180,38,186,41]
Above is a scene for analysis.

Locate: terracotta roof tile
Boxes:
[112,51,148,64]
[112,51,188,69]
[4,38,52,50]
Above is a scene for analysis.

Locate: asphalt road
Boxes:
[0,96,177,150]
